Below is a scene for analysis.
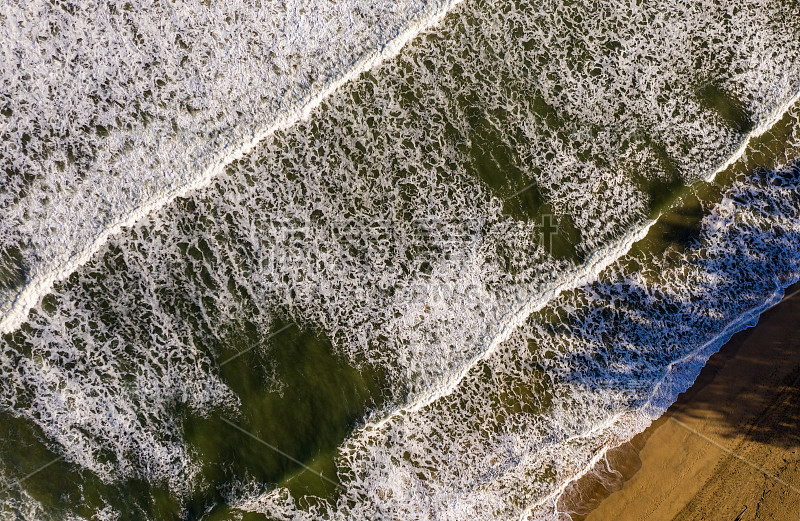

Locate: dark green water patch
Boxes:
[628,99,800,266]
[464,110,542,219]
[0,409,172,521]
[696,82,754,134]
[649,192,704,252]
[180,318,388,519]
[0,245,28,294]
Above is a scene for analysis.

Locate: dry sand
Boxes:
[561,282,800,521]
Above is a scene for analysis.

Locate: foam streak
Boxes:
[0,0,465,336]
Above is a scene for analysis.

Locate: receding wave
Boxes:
[1,0,800,520]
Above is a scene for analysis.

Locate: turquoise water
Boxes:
[2,0,800,519]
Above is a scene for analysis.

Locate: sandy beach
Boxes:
[562,282,800,520]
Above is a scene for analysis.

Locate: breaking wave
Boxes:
[1,0,800,519]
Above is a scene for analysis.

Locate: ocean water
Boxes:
[1,0,800,519]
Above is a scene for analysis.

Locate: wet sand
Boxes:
[568,282,800,521]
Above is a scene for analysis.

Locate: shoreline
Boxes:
[560,281,800,520]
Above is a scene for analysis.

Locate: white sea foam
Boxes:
[0,467,112,521]
[704,85,800,183]
[529,282,789,521]
[531,161,800,520]
[234,141,800,521]
[0,0,466,336]
[2,0,800,519]
[0,473,50,521]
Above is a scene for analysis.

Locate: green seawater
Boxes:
[2,0,800,519]
[5,83,794,521]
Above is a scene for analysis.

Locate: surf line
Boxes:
[704,85,800,183]
[356,86,800,437]
[521,110,800,518]
[359,218,657,435]
[0,0,467,336]
[522,278,797,521]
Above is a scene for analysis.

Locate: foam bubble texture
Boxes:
[1,0,800,518]
[232,117,800,521]
[0,0,458,333]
